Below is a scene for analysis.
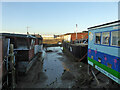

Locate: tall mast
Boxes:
[76,24,77,40]
[26,26,30,35]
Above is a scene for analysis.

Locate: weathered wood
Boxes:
[10,44,16,88]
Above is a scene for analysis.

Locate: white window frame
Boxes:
[101,32,110,45]
[111,30,120,46]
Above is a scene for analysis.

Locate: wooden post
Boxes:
[10,44,15,88]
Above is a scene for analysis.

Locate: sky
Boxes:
[1,1,119,35]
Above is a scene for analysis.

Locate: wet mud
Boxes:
[16,46,119,88]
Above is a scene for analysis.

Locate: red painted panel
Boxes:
[71,33,88,41]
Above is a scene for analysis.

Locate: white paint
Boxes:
[88,60,93,66]
[70,46,72,52]
[64,35,71,42]
[34,45,43,54]
[89,32,93,41]
[88,21,119,30]
[95,65,120,84]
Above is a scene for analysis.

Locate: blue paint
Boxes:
[88,25,120,57]
[94,30,120,48]
[88,21,120,84]
[94,43,120,48]
[88,49,120,72]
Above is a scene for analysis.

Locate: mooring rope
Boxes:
[78,52,87,62]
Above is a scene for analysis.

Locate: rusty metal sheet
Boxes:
[0,38,10,89]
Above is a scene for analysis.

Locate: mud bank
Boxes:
[16,46,119,88]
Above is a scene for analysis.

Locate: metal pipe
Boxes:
[91,69,100,85]
[6,39,10,86]
[76,24,77,40]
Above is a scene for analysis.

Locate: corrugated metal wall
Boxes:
[63,42,88,62]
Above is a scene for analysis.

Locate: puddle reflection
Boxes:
[42,46,64,86]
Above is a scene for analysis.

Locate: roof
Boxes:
[0,33,36,38]
[64,32,87,35]
[32,34,43,40]
[88,20,120,30]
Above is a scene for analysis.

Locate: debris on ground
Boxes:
[44,69,47,72]
[57,52,63,55]
[61,71,75,80]
[16,47,120,88]
[45,50,53,52]
[33,72,48,84]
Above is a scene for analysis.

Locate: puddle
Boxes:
[17,46,117,88]
[45,46,63,53]
[42,46,64,86]
[17,46,84,88]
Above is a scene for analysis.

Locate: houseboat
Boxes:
[0,33,43,88]
[63,32,88,62]
[0,35,15,89]
[63,32,88,44]
[1,33,43,73]
[88,20,120,84]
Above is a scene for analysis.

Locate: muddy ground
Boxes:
[16,46,119,88]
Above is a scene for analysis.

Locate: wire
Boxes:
[78,52,87,62]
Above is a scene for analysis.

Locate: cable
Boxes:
[78,52,87,62]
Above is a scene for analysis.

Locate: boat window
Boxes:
[16,38,28,49]
[102,32,110,45]
[111,31,120,46]
[30,39,35,49]
[95,33,101,44]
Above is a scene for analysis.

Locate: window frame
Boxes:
[94,30,120,48]
[95,32,101,44]
[111,30,120,47]
[101,31,110,46]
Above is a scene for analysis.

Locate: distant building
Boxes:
[41,34,54,40]
[63,32,88,43]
